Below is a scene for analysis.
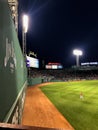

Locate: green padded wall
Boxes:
[0,0,27,122]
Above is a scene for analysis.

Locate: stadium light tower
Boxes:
[22,14,29,58]
[73,49,83,67]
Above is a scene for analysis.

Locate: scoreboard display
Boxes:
[45,62,63,69]
[26,56,39,68]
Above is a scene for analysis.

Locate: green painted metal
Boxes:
[0,0,27,121]
[28,77,42,86]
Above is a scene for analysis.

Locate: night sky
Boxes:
[18,0,98,68]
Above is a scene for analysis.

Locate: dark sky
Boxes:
[18,0,98,68]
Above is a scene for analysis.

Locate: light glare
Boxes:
[73,49,82,56]
[23,15,29,33]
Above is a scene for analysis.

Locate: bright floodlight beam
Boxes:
[22,14,29,57]
[73,49,83,67]
[23,15,29,33]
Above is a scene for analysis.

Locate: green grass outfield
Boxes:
[40,80,98,130]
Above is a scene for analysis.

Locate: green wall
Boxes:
[28,77,42,86]
[0,0,27,122]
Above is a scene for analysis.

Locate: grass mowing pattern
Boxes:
[40,80,98,130]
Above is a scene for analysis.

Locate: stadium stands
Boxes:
[28,68,98,85]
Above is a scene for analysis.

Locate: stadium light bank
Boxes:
[22,14,29,57]
[73,49,83,67]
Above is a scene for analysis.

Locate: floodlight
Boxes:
[22,14,29,58]
[73,49,83,67]
[23,15,29,33]
[73,49,82,56]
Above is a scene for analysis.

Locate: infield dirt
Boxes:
[22,83,74,130]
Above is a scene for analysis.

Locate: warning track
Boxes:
[22,83,74,130]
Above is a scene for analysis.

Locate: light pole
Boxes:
[22,14,29,58]
[73,49,83,67]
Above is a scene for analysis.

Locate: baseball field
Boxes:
[40,80,98,130]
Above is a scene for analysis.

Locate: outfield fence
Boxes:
[0,0,27,124]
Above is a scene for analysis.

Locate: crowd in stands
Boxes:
[28,68,98,82]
